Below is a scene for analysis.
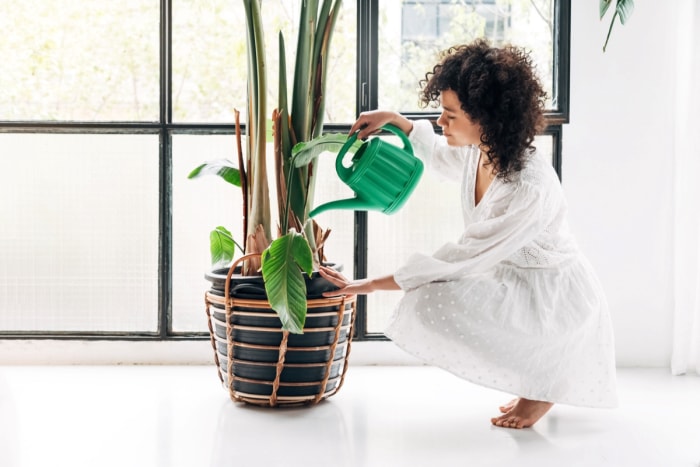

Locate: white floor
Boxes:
[1,365,699,467]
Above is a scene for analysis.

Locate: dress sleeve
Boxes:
[394,180,549,290]
[408,119,468,182]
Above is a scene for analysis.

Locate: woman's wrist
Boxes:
[390,113,413,136]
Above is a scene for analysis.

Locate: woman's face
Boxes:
[436,89,483,147]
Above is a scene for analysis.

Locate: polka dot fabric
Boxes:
[387,120,618,408]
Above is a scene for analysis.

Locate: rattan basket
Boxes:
[204,255,356,407]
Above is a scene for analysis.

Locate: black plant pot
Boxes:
[205,262,343,300]
[204,259,356,407]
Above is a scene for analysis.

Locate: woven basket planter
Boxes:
[204,255,356,407]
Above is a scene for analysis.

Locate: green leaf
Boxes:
[188,159,241,187]
[311,0,342,139]
[209,226,243,267]
[616,0,634,25]
[261,231,313,334]
[278,32,291,156]
[291,0,317,143]
[243,0,272,242]
[600,0,613,19]
[291,133,351,167]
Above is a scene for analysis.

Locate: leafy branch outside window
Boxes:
[601,0,634,52]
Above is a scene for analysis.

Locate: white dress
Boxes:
[387,120,618,408]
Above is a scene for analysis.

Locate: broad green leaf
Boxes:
[278,32,291,157]
[278,31,294,234]
[599,0,613,19]
[188,159,241,187]
[291,133,352,167]
[209,226,239,267]
[243,0,272,241]
[261,231,313,334]
[616,0,634,25]
[311,0,342,138]
[291,0,317,143]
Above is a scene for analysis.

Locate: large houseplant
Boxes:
[189,0,348,334]
[190,0,355,406]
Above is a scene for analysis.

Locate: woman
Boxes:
[320,39,617,429]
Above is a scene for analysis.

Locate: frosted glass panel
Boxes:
[172,134,354,332]
[172,0,356,124]
[0,134,159,332]
[172,135,240,332]
[0,0,159,121]
[366,133,554,332]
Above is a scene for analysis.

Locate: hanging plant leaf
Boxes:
[616,0,634,25]
[188,159,241,187]
[261,230,313,334]
[601,0,635,52]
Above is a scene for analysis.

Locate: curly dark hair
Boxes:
[420,39,547,180]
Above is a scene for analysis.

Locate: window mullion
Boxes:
[354,0,380,340]
[554,0,571,122]
[159,0,173,337]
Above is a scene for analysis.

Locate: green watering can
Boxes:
[309,124,424,217]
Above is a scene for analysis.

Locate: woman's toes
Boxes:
[491,414,509,427]
[491,413,525,429]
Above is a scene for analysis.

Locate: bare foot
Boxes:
[499,398,519,413]
[491,398,553,429]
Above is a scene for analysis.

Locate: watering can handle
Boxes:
[382,123,413,155]
[335,124,413,179]
[335,131,359,180]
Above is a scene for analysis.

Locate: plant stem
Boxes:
[603,10,619,52]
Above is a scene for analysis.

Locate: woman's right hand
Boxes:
[319,266,373,297]
[319,266,401,297]
[349,110,413,140]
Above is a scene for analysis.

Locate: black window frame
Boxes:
[0,0,570,342]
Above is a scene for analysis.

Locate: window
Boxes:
[0,0,569,340]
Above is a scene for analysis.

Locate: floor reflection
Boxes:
[210,398,355,467]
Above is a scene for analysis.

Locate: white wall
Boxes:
[564,2,678,367]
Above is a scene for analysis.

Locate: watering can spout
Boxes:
[310,197,378,218]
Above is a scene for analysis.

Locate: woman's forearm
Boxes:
[369,274,401,292]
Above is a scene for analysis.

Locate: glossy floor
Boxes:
[1,365,698,467]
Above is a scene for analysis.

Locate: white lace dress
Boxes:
[387,120,618,408]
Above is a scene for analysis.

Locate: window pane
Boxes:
[379,0,555,113]
[172,0,243,123]
[172,0,356,124]
[172,135,354,332]
[0,1,159,121]
[366,132,554,333]
[0,134,159,332]
[172,134,242,332]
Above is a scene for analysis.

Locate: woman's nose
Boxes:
[436,112,446,127]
